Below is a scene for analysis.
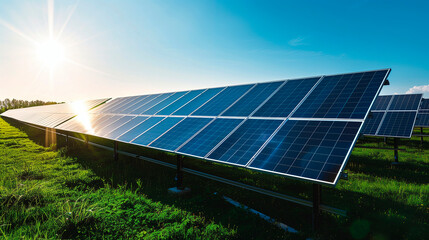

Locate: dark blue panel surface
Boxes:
[361,112,385,135]
[415,113,429,127]
[377,112,417,137]
[222,81,284,116]
[293,70,389,119]
[253,78,320,117]
[129,93,173,115]
[117,117,165,142]
[173,88,224,115]
[111,95,149,113]
[208,119,282,166]
[420,99,429,110]
[150,117,213,151]
[249,120,361,183]
[142,91,189,115]
[388,94,422,110]
[105,116,149,139]
[156,90,205,115]
[96,116,134,136]
[372,95,392,110]
[192,84,254,116]
[178,118,243,157]
[132,117,184,146]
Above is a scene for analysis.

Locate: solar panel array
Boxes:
[0,99,109,128]
[50,69,390,185]
[414,98,429,127]
[361,94,422,138]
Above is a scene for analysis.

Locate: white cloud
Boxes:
[288,37,306,47]
[406,85,429,94]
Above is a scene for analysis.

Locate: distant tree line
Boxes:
[0,99,59,113]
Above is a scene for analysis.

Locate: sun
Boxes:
[36,39,65,68]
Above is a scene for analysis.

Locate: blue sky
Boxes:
[0,0,428,101]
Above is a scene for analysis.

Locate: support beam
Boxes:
[312,184,322,231]
[176,155,184,190]
[393,138,399,164]
[113,141,119,161]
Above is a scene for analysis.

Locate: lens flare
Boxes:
[71,101,94,134]
[36,39,65,68]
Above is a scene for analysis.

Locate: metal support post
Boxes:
[421,127,424,147]
[114,141,119,161]
[393,138,399,164]
[85,135,89,148]
[176,155,184,190]
[312,184,321,231]
[66,133,69,147]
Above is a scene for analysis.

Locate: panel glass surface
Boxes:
[178,118,243,157]
[253,78,319,118]
[92,115,123,134]
[172,88,224,115]
[420,99,429,110]
[150,117,213,151]
[377,112,417,137]
[156,90,205,115]
[142,91,188,115]
[388,94,422,110]
[293,70,389,119]
[249,120,361,183]
[117,95,159,114]
[131,117,184,146]
[361,112,385,135]
[104,116,148,139]
[371,95,392,110]
[95,116,134,136]
[192,84,254,116]
[207,119,282,166]
[222,81,283,116]
[130,93,173,115]
[105,96,140,113]
[415,113,429,127]
[112,95,149,114]
[117,117,165,142]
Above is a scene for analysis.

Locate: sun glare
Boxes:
[71,101,94,134]
[36,39,65,68]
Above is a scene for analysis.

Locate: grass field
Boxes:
[1,117,428,239]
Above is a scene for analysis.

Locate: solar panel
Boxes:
[248,120,361,183]
[253,78,319,117]
[420,99,429,111]
[376,112,417,138]
[0,98,109,128]
[362,94,422,138]
[1,69,390,186]
[371,95,392,110]
[292,71,388,119]
[415,113,429,127]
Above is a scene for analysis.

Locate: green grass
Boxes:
[1,117,428,239]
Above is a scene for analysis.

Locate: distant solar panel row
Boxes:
[415,98,429,127]
[0,99,109,128]
[2,69,390,186]
[361,94,422,138]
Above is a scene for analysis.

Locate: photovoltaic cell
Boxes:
[117,117,165,142]
[420,99,429,110]
[207,119,282,166]
[254,78,320,118]
[371,95,392,110]
[142,91,189,115]
[173,88,224,116]
[415,113,429,127]
[150,117,213,151]
[132,117,184,146]
[377,112,417,137]
[178,118,243,157]
[222,81,283,117]
[130,93,173,115]
[117,95,160,114]
[293,70,389,119]
[361,112,385,135]
[104,116,148,139]
[192,84,254,116]
[110,95,148,113]
[95,116,134,136]
[156,90,205,115]
[249,120,361,183]
[388,94,422,110]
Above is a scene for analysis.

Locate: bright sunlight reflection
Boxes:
[36,39,65,68]
[71,101,94,134]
